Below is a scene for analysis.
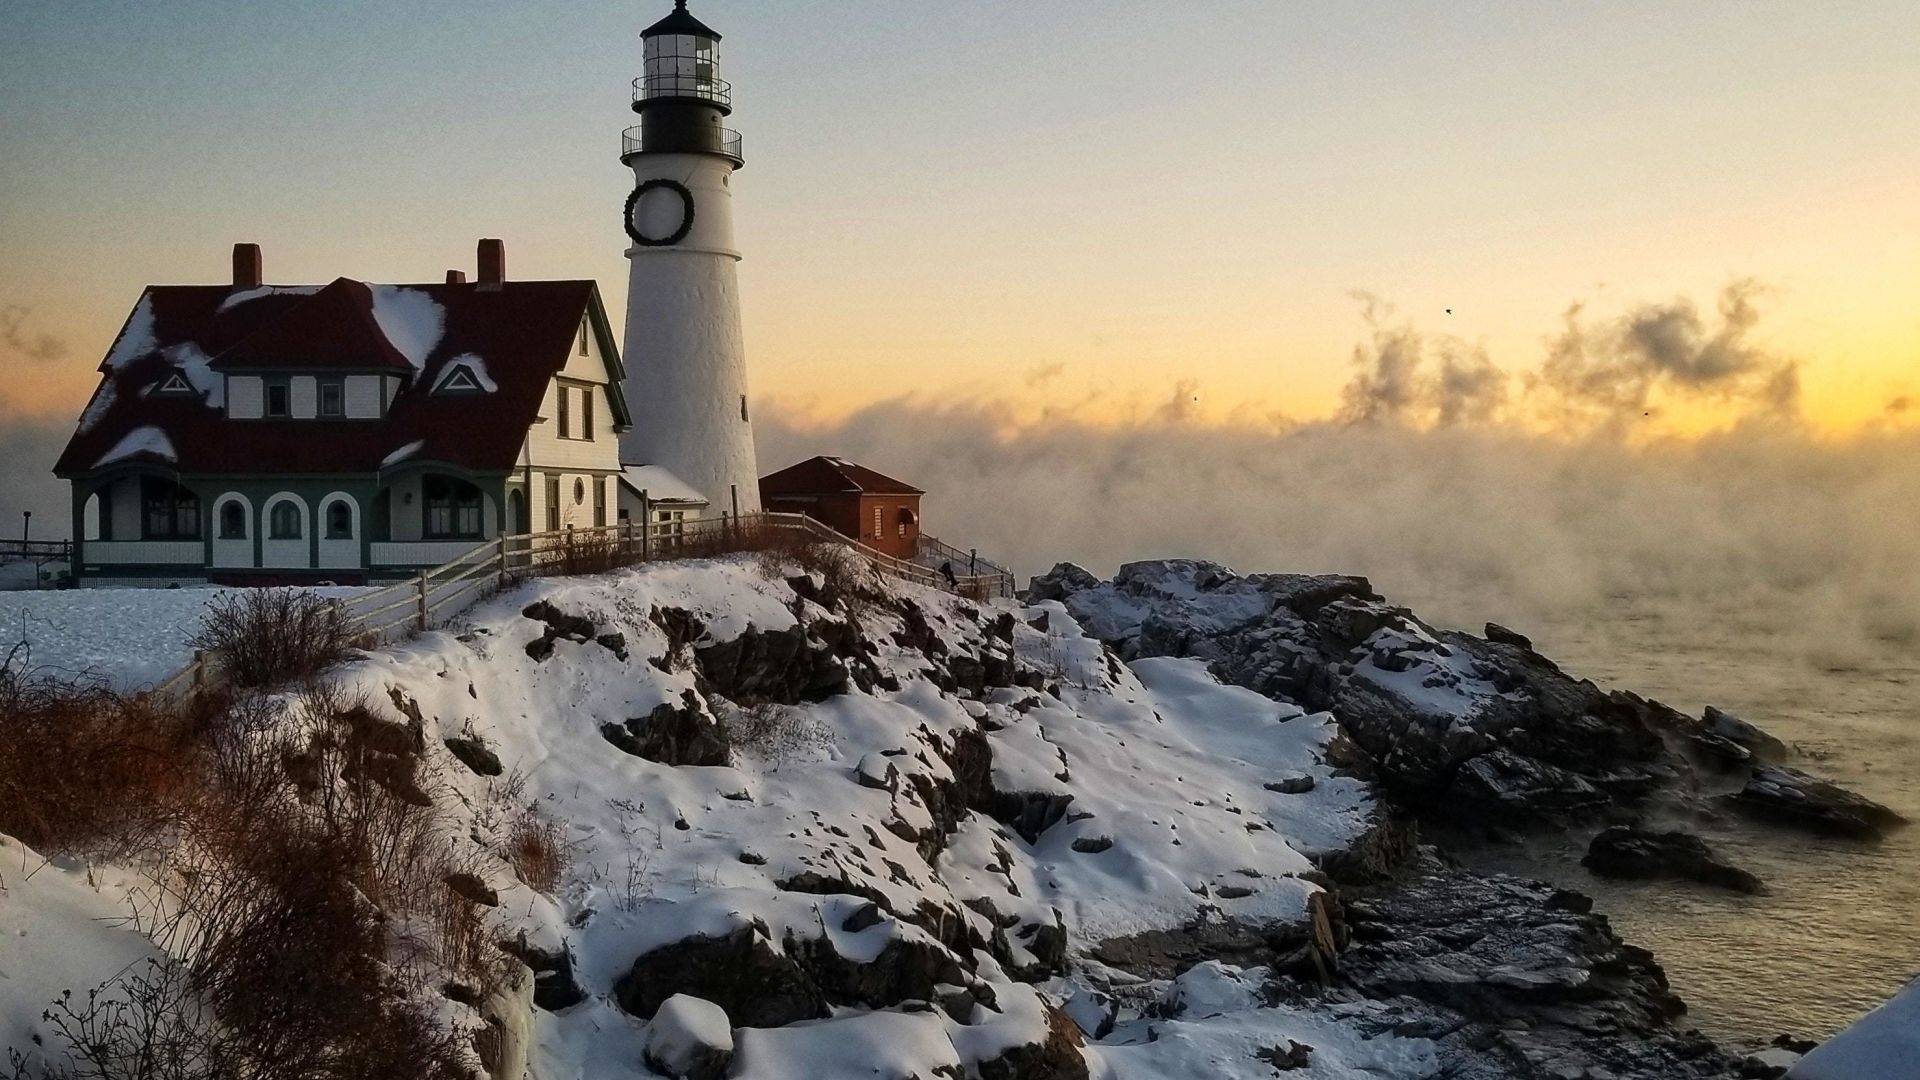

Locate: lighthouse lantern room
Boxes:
[618,0,761,518]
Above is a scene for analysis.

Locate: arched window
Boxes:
[269,501,303,540]
[325,500,354,540]
[219,500,247,540]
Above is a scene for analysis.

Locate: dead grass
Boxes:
[2,666,482,1080]
[719,700,832,769]
[505,803,569,894]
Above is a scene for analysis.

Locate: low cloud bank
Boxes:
[758,287,1918,656]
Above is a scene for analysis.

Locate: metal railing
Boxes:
[634,74,731,108]
[914,534,1012,580]
[621,124,742,164]
[151,513,1014,701]
[0,539,71,561]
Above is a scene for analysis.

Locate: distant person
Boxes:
[940,561,958,589]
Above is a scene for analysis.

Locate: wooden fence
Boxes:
[152,512,1015,699]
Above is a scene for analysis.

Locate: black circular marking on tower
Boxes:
[625,179,696,247]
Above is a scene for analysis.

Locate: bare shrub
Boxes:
[720,700,831,769]
[13,958,241,1080]
[505,803,568,893]
[0,658,197,858]
[188,590,355,689]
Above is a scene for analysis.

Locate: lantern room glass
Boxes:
[643,33,723,103]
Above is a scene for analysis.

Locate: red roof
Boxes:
[759,456,924,497]
[55,277,627,477]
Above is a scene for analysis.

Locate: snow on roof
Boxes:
[367,284,446,372]
[380,439,426,468]
[161,342,224,408]
[93,425,176,468]
[215,284,321,314]
[101,294,157,373]
[620,463,710,504]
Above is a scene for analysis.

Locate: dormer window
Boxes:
[319,378,345,417]
[435,363,484,394]
[155,369,195,396]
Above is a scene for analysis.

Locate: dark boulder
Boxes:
[1582,826,1764,894]
[1026,563,1102,604]
[444,733,504,776]
[1704,706,1788,764]
[500,937,587,1012]
[973,1004,1089,1080]
[1732,766,1906,838]
[615,924,828,1028]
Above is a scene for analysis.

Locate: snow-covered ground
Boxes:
[3,557,1419,1079]
[0,585,371,690]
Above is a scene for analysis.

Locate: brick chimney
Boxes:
[476,238,505,288]
[445,269,467,284]
[232,243,263,289]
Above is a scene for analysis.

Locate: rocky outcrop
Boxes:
[1582,827,1764,894]
[1732,766,1906,837]
[601,689,731,767]
[642,995,735,1080]
[1321,854,1746,1080]
[974,1005,1089,1080]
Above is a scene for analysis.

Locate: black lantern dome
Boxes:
[623,1,742,166]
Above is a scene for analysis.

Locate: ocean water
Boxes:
[1425,593,1920,1043]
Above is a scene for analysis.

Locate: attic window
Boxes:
[437,365,483,393]
[155,370,195,395]
[578,320,590,356]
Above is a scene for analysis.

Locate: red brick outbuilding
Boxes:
[759,456,923,560]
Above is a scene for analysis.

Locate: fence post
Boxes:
[497,539,509,584]
[417,570,430,631]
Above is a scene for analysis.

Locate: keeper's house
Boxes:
[54,241,629,586]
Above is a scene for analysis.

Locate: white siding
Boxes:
[317,493,360,569]
[107,477,142,539]
[345,375,382,419]
[290,376,317,419]
[262,494,309,569]
[211,493,253,569]
[83,541,203,565]
[229,376,264,419]
[384,376,401,407]
[525,382,620,473]
[387,475,423,542]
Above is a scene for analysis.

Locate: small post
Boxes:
[22,510,30,546]
[417,570,430,630]
[497,538,509,584]
[640,491,651,561]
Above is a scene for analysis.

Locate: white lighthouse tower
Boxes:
[618,1,760,516]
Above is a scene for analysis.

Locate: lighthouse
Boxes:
[618,1,760,517]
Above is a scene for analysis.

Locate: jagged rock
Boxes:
[790,927,974,1013]
[1732,766,1906,837]
[444,871,501,907]
[642,995,734,1080]
[1704,706,1788,764]
[601,689,731,767]
[616,924,828,1028]
[500,937,587,1012]
[522,600,596,642]
[1026,562,1101,603]
[1256,1042,1313,1071]
[1582,826,1764,894]
[1483,623,1533,650]
[855,751,899,790]
[1264,776,1315,794]
[341,702,424,757]
[444,733,503,776]
[989,788,1075,844]
[1071,835,1113,854]
[595,632,629,660]
[973,1004,1089,1080]
[693,619,871,704]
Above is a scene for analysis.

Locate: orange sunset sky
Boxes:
[2,1,1916,438]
